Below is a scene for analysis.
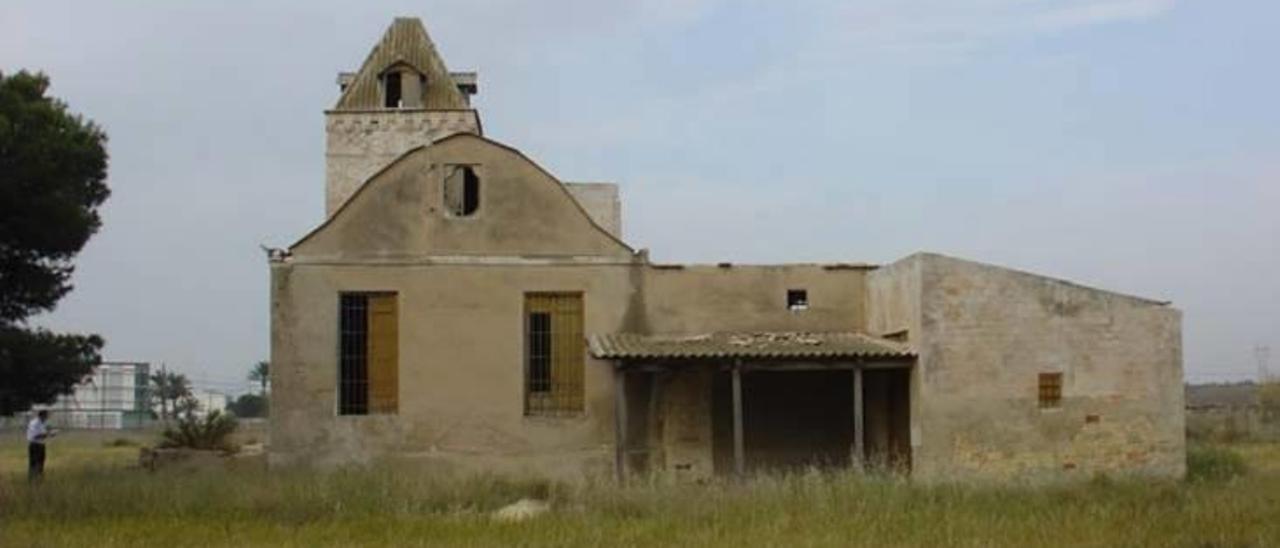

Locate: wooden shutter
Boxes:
[367,294,399,414]
[551,295,584,411]
[524,293,584,414]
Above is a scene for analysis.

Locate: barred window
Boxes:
[1038,372,1062,409]
[524,293,584,415]
[339,292,398,415]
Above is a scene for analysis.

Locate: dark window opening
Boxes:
[444,165,480,217]
[339,294,369,415]
[787,289,809,311]
[1039,372,1063,409]
[339,292,398,416]
[383,71,402,108]
[527,312,552,394]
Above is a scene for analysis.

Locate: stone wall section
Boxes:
[325,110,480,215]
[909,253,1185,481]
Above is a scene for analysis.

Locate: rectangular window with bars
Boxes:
[1038,372,1063,409]
[339,292,398,415]
[524,293,584,415]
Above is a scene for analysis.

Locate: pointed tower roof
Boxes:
[334,17,469,110]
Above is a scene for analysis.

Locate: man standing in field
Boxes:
[27,410,56,482]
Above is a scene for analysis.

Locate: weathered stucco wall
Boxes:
[640,265,868,335]
[905,253,1185,481]
[324,110,481,215]
[564,183,622,240]
[278,132,640,479]
[270,262,637,479]
[656,368,715,479]
[865,256,926,469]
[306,133,630,260]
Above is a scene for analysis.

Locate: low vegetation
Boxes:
[1,431,1278,546]
[157,409,238,452]
[1186,444,1248,482]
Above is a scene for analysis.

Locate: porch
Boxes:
[589,332,915,479]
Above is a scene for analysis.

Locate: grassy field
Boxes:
[1,431,1278,547]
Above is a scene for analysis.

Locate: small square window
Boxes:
[1038,372,1062,409]
[787,289,808,311]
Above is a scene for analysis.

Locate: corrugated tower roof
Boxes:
[588,332,915,361]
[334,17,469,110]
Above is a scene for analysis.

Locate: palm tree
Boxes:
[248,361,269,394]
[149,370,192,421]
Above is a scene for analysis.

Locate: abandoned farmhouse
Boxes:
[268,17,1186,482]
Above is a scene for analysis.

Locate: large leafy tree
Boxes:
[0,71,110,416]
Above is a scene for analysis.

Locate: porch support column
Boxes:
[732,359,745,478]
[614,363,627,483]
[853,364,865,469]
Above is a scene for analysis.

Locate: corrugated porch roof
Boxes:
[588,332,913,361]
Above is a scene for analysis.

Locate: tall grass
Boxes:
[1186,445,1248,482]
[2,448,1278,547]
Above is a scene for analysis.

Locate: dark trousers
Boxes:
[28,442,45,482]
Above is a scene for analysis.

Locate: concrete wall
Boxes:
[564,182,622,240]
[325,110,481,215]
[640,265,868,334]
[899,253,1185,481]
[866,255,926,471]
[656,367,715,479]
[269,262,637,478]
[305,133,632,259]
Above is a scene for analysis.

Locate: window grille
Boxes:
[1038,372,1063,409]
[339,292,398,415]
[524,293,584,415]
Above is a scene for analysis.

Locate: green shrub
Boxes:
[159,409,238,452]
[1186,445,1248,482]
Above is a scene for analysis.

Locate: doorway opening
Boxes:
[861,368,911,471]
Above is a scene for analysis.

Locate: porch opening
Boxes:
[712,369,854,473]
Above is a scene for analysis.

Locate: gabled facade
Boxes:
[269,17,1186,482]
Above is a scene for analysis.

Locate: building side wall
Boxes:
[909,254,1185,481]
[269,262,639,480]
[564,183,622,240]
[325,110,480,215]
[640,265,868,334]
[865,256,925,469]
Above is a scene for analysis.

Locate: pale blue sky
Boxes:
[2,1,1276,393]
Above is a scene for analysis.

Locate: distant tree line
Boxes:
[147,360,269,420]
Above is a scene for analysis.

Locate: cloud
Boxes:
[1031,0,1176,31]
[824,0,1176,55]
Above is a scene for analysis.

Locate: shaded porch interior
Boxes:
[618,364,912,477]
